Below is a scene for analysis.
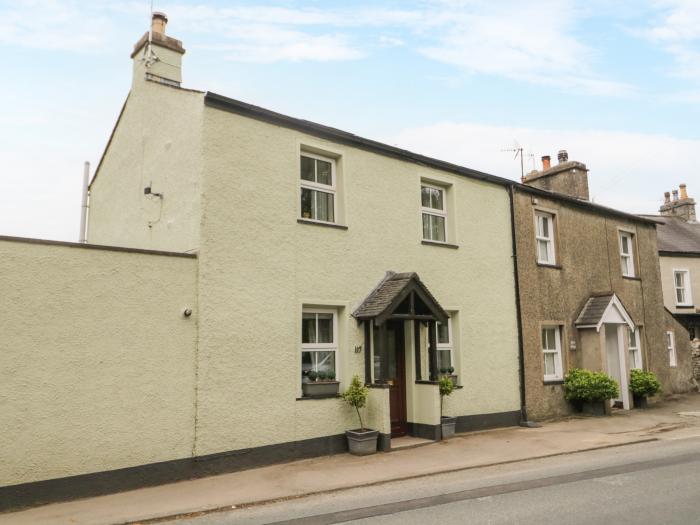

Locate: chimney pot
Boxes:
[680,184,688,200]
[557,150,568,163]
[151,11,168,35]
[664,191,671,204]
[541,155,551,171]
[672,189,679,201]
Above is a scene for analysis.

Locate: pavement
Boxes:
[4,393,700,525]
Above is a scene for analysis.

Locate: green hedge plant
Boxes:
[629,369,661,398]
[564,368,619,402]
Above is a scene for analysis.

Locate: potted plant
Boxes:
[302,369,340,397]
[564,368,619,416]
[629,369,661,409]
[439,375,456,439]
[342,375,378,455]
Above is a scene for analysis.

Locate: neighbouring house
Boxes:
[642,186,700,340]
[1,13,523,510]
[512,151,695,420]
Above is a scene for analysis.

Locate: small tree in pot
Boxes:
[439,375,456,439]
[629,369,661,409]
[564,368,619,416]
[342,375,378,455]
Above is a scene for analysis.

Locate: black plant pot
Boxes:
[581,400,607,416]
[633,395,648,409]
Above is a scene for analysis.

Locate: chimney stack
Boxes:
[151,12,168,35]
[660,184,696,222]
[131,11,185,88]
[522,149,589,200]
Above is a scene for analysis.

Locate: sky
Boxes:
[1,0,699,241]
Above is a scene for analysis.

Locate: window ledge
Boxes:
[415,380,439,385]
[367,383,392,389]
[296,394,341,400]
[421,240,459,249]
[297,218,348,230]
[675,305,695,309]
[537,262,562,269]
[622,275,641,281]
[543,380,565,385]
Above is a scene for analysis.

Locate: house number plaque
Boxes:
[354,344,363,353]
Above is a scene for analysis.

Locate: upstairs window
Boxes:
[666,331,677,367]
[421,184,447,242]
[619,232,635,277]
[674,270,693,306]
[436,319,453,372]
[300,153,335,223]
[535,212,556,265]
[542,326,563,381]
[301,309,338,383]
[628,328,642,370]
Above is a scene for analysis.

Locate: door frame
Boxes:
[387,320,408,437]
[604,324,630,410]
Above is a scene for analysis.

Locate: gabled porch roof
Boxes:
[353,272,448,326]
[575,293,635,332]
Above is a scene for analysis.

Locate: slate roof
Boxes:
[353,271,447,322]
[641,215,700,254]
[575,294,615,326]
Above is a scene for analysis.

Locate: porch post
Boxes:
[364,321,372,384]
[428,320,438,381]
[379,322,390,381]
[414,320,422,381]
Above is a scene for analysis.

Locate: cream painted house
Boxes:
[644,186,700,340]
[0,14,525,511]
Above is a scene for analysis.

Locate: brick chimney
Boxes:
[660,184,696,222]
[522,149,590,200]
[131,12,185,87]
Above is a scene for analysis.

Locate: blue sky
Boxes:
[1,0,699,241]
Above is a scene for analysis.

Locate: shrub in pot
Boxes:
[564,368,619,416]
[439,375,456,439]
[342,375,378,455]
[629,369,661,409]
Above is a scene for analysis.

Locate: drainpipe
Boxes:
[79,161,90,243]
[508,184,538,427]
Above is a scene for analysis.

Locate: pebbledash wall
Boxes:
[512,188,695,420]
[192,97,521,458]
[0,237,197,492]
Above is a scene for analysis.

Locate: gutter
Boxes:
[508,185,534,426]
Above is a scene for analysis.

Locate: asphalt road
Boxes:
[166,436,700,525]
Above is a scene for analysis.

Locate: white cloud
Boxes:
[636,0,700,80]
[385,121,698,214]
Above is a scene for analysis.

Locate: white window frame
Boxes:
[534,211,556,265]
[673,269,693,306]
[666,331,677,367]
[436,318,453,372]
[421,183,448,243]
[300,152,336,224]
[301,307,339,382]
[628,327,642,370]
[619,231,636,278]
[542,325,563,381]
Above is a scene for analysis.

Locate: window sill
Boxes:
[367,383,392,389]
[537,262,562,269]
[297,218,348,230]
[675,305,695,309]
[543,380,565,385]
[296,394,341,400]
[421,240,459,249]
[622,275,641,281]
